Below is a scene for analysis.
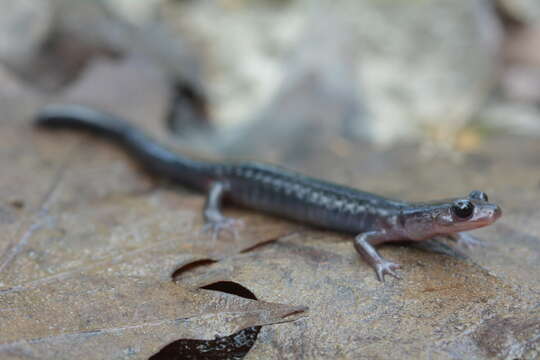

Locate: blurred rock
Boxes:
[0,64,35,99]
[7,33,119,92]
[0,0,120,91]
[0,0,503,147]
[166,0,502,146]
[480,101,540,137]
[344,0,501,145]
[49,0,203,91]
[0,0,203,100]
[502,65,540,103]
[56,55,171,136]
[163,0,305,130]
[103,0,164,25]
[222,11,363,159]
[505,25,540,67]
[498,0,540,25]
[501,25,540,103]
[0,0,52,62]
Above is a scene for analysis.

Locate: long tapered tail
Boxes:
[35,104,214,189]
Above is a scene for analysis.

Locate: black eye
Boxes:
[452,200,474,219]
[469,190,488,202]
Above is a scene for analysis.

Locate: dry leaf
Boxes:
[0,119,304,359]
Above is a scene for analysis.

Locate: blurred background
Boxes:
[2,2,540,359]
[1,0,539,159]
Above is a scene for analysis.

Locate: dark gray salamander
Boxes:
[35,104,502,281]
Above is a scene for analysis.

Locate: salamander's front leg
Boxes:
[202,182,243,240]
[354,231,401,282]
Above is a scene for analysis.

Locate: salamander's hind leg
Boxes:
[202,182,243,240]
[354,231,401,282]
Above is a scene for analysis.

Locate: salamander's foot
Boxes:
[202,216,244,241]
[373,261,401,282]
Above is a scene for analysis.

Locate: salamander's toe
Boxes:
[202,217,244,241]
[374,261,401,282]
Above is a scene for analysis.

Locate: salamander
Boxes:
[35,104,502,281]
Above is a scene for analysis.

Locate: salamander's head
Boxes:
[402,190,502,240]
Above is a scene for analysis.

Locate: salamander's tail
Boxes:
[35,104,213,188]
[35,104,142,140]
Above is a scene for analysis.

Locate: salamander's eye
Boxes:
[452,200,474,219]
[469,190,488,202]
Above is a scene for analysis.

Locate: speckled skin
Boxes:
[35,104,502,281]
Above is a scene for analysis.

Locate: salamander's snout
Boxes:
[476,203,502,225]
[465,190,501,225]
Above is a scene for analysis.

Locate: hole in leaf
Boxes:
[149,326,260,360]
[201,281,257,300]
[152,281,261,360]
[172,259,217,280]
